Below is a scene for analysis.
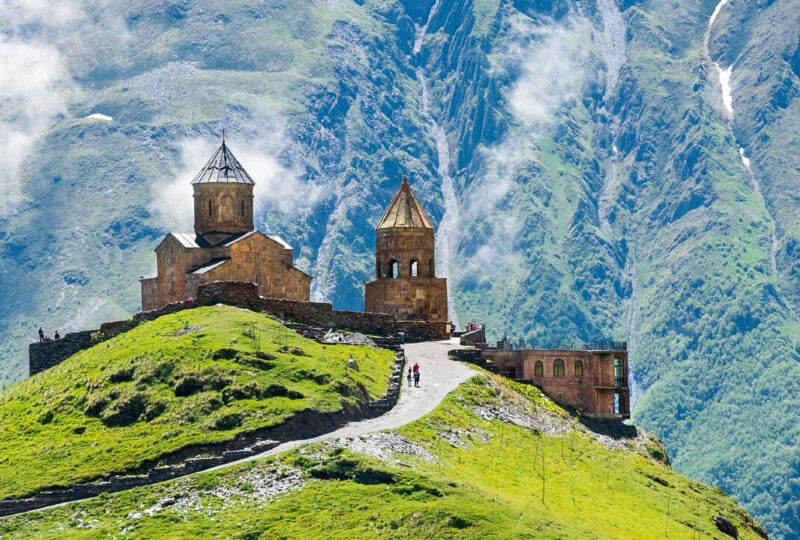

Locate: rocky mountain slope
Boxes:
[0,0,798,536]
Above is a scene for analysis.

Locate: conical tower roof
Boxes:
[376,177,434,230]
[190,134,255,185]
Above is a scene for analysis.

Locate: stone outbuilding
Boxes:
[140,138,310,311]
[483,342,630,419]
[364,177,448,322]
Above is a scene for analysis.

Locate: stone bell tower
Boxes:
[364,176,448,321]
[192,133,255,245]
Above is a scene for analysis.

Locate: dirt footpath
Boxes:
[213,337,476,467]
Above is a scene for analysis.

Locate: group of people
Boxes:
[406,362,421,387]
[465,321,484,332]
[38,327,60,343]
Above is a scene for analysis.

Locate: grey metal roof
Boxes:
[218,230,257,247]
[170,233,211,249]
[190,139,255,185]
[269,234,292,249]
[191,258,230,275]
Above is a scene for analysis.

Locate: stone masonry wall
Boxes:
[198,281,447,339]
[29,331,94,376]
[29,280,447,376]
[364,277,448,322]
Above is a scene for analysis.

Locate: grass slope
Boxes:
[0,305,395,500]
[0,373,766,539]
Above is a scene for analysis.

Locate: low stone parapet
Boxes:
[29,280,445,377]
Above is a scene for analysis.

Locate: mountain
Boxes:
[0,306,767,538]
[0,0,798,536]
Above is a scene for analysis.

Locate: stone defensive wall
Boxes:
[29,280,447,376]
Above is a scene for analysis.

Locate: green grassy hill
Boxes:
[2,1,798,533]
[0,371,766,539]
[0,305,395,500]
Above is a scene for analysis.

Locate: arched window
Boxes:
[534,361,543,378]
[391,260,399,278]
[553,358,565,377]
[241,200,245,216]
[574,360,584,377]
[207,198,213,218]
[428,258,435,277]
[376,259,381,278]
[410,259,418,277]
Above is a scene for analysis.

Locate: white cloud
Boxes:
[148,140,206,232]
[0,0,85,217]
[454,14,592,288]
[0,0,84,29]
[0,41,76,216]
[494,14,593,130]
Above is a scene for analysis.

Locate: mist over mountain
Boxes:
[1,0,798,536]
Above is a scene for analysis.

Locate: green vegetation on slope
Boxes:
[0,373,766,539]
[0,305,395,500]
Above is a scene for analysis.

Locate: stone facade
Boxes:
[140,139,310,311]
[365,177,448,322]
[365,277,448,321]
[482,346,630,419]
[192,182,254,239]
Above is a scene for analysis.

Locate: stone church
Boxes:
[364,177,448,322]
[140,138,311,311]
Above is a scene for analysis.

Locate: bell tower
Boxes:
[364,176,448,321]
[192,133,255,243]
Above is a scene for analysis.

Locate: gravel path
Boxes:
[209,337,475,469]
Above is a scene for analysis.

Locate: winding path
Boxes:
[209,337,476,469]
[8,338,475,517]
[3,339,476,517]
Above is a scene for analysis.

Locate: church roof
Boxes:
[169,232,209,249]
[376,177,434,230]
[190,137,255,185]
[191,258,231,275]
[268,234,292,249]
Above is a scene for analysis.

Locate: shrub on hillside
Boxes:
[108,366,135,383]
[84,394,110,416]
[261,384,304,400]
[234,355,275,371]
[100,392,149,427]
[208,411,243,430]
[144,400,167,421]
[173,369,232,397]
[173,375,204,397]
[135,361,174,385]
[212,348,239,360]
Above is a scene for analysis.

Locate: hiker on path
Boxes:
[412,362,420,387]
[407,367,413,386]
